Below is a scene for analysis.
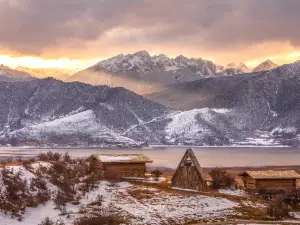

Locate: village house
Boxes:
[89,153,153,179]
[239,170,300,189]
[171,149,206,191]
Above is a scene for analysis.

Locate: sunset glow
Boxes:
[0,49,300,72]
[0,55,99,72]
[0,0,299,71]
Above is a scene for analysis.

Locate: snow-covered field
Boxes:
[0,164,240,225]
[0,180,238,225]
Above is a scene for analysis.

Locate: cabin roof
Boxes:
[239,170,300,179]
[171,148,205,182]
[92,153,153,163]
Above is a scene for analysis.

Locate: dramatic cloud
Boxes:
[0,0,300,64]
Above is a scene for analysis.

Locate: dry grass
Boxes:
[128,189,155,200]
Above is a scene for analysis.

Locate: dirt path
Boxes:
[0,161,23,167]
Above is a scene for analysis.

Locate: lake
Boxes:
[0,146,299,168]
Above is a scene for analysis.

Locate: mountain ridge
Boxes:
[0,59,300,147]
[17,66,71,81]
[67,51,280,94]
[0,64,34,81]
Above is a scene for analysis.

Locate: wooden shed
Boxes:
[89,153,152,179]
[239,170,300,189]
[171,149,206,191]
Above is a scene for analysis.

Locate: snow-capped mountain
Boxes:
[68,51,282,94]
[2,59,300,147]
[253,59,278,72]
[0,78,243,146]
[17,66,71,81]
[0,64,34,81]
[146,60,300,146]
[91,51,218,76]
[68,51,223,94]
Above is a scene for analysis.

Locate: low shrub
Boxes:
[267,196,290,220]
[209,167,235,189]
[39,217,65,225]
[74,215,119,225]
[151,169,163,181]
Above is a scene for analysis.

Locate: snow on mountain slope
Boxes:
[164,108,232,145]
[2,60,300,147]
[0,78,169,147]
[11,110,137,145]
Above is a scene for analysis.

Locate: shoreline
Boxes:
[0,144,295,150]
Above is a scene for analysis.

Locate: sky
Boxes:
[0,0,300,71]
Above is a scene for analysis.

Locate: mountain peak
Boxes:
[0,64,11,70]
[265,59,273,63]
[253,59,278,72]
[133,50,151,58]
[0,64,33,81]
[226,62,250,73]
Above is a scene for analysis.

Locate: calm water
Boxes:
[0,146,299,168]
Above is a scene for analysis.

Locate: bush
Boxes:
[258,188,300,209]
[53,152,62,161]
[63,152,72,163]
[0,168,29,216]
[39,217,65,225]
[52,161,66,174]
[37,153,49,161]
[39,217,55,225]
[151,169,163,181]
[209,167,235,189]
[267,196,290,220]
[74,215,118,225]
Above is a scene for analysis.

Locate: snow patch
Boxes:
[30,162,53,171]
[219,188,246,197]
[97,155,136,162]
[289,212,300,219]
[272,126,297,134]
[165,108,230,143]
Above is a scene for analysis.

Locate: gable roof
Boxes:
[239,170,300,179]
[92,153,153,163]
[171,148,205,182]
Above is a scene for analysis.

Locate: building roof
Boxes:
[92,153,153,163]
[171,148,205,182]
[239,170,300,179]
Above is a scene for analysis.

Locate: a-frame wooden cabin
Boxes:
[171,149,206,191]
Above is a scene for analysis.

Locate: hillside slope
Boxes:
[0,78,169,146]
[146,61,300,146]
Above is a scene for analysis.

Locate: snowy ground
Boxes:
[0,164,240,225]
[2,164,299,225]
[0,180,239,225]
[289,211,300,219]
[219,188,246,197]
